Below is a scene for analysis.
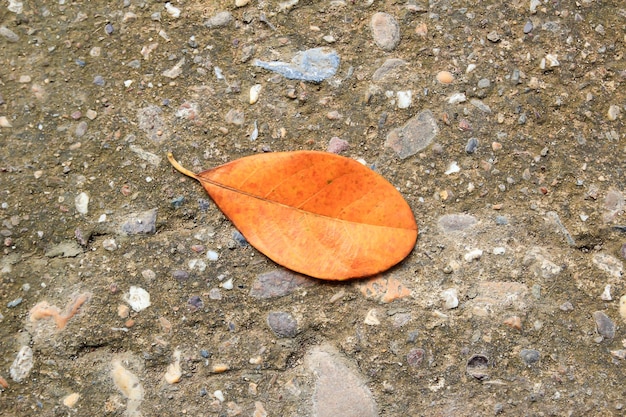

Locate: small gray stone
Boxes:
[119,209,157,235]
[267,311,298,338]
[477,78,491,88]
[0,26,19,42]
[487,31,501,42]
[385,110,439,159]
[465,137,479,154]
[523,21,533,34]
[520,349,540,365]
[204,11,232,28]
[438,214,478,233]
[593,311,615,339]
[249,269,316,299]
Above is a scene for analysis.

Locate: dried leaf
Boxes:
[168,151,417,280]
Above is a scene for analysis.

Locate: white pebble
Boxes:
[464,248,483,262]
[601,284,612,301]
[214,390,225,402]
[448,92,466,104]
[445,161,460,175]
[164,2,181,18]
[207,250,219,261]
[396,90,412,109]
[249,84,262,104]
[63,393,80,408]
[364,308,380,325]
[493,247,506,255]
[124,79,133,88]
[0,116,12,128]
[103,238,118,251]
[164,349,182,384]
[441,288,459,309]
[124,286,151,312]
[221,278,234,290]
[10,345,34,382]
[466,64,476,73]
[608,105,620,121]
[98,214,107,223]
[75,192,89,214]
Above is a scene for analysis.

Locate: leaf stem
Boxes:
[167,152,198,180]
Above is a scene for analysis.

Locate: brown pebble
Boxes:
[120,184,132,196]
[492,141,502,151]
[0,375,9,389]
[492,204,503,210]
[125,319,135,328]
[503,316,522,330]
[436,71,454,84]
[118,304,130,319]
[211,363,230,373]
[415,22,428,37]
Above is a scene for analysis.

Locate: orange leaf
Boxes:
[168,151,417,280]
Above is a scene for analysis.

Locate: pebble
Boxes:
[470,98,491,113]
[207,250,219,261]
[163,58,185,78]
[164,349,182,384]
[593,311,615,339]
[10,346,33,382]
[249,84,262,104]
[465,137,479,154]
[520,349,540,365]
[601,284,612,301]
[305,345,378,417]
[608,105,621,121]
[592,253,623,278]
[503,316,522,330]
[372,58,406,81]
[124,286,151,312]
[436,71,454,84]
[438,214,477,233]
[93,75,105,86]
[225,108,245,126]
[62,393,80,408]
[444,161,460,175]
[523,21,533,34]
[119,209,158,235]
[327,137,349,154]
[364,308,380,325]
[74,192,89,214]
[249,269,316,299]
[172,270,189,281]
[370,12,400,51]
[164,2,181,18]
[7,297,22,308]
[103,238,118,251]
[0,26,19,42]
[406,348,425,367]
[204,11,233,28]
[486,31,501,42]
[253,48,340,83]
[477,78,491,88]
[441,288,459,309]
[130,145,161,167]
[267,311,298,338]
[111,359,144,408]
[358,276,411,303]
[385,109,439,159]
[464,249,483,262]
[0,116,12,128]
[396,91,412,108]
[448,92,466,104]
